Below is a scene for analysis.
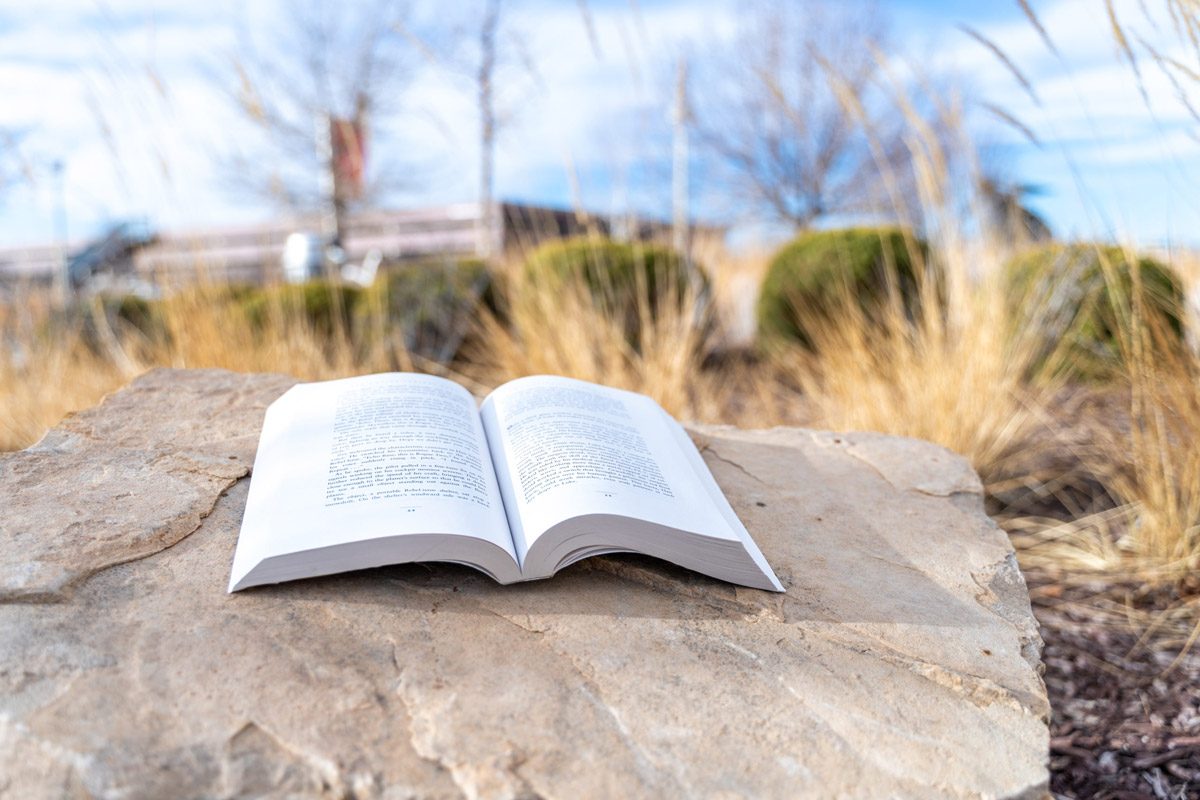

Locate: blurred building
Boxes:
[0,202,723,294]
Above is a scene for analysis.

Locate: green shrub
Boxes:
[73,293,168,355]
[366,258,489,315]
[757,227,930,345]
[237,281,366,336]
[364,259,492,361]
[1004,244,1185,377]
[522,237,704,319]
[111,294,159,334]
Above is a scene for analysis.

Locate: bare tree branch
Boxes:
[691,0,946,231]
[213,0,417,234]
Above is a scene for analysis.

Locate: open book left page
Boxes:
[228,373,521,591]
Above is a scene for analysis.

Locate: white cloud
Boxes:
[1,0,1198,248]
[931,0,1200,244]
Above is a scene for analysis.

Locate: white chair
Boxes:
[341,249,383,287]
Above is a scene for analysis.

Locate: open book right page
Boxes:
[480,375,783,591]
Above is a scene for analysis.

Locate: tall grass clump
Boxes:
[0,292,129,450]
[781,250,1059,489]
[994,1,1200,617]
[995,246,1200,661]
[1003,243,1185,380]
[1125,307,1200,573]
[1011,248,1200,587]
[761,53,1069,491]
[0,276,423,452]
[158,281,407,377]
[1113,310,1200,575]
[469,241,720,421]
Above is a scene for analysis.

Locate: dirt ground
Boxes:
[1028,575,1200,799]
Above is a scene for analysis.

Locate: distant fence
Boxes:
[0,243,66,287]
[134,205,483,287]
[0,202,709,294]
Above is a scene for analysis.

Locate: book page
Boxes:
[480,375,738,561]
[233,373,515,577]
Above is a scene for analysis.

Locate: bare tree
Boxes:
[219,0,415,245]
[671,57,690,256]
[405,0,538,258]
[692,1,936,231]
[475,0,501,257]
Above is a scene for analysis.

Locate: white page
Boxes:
[480,375,738,562]
[231,373,514,585]
[665,417,784,591]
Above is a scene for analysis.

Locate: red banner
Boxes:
[330,117,366,201]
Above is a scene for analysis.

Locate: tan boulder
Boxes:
[0,368,1048,799]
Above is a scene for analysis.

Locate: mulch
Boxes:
[1026,575,1200,799]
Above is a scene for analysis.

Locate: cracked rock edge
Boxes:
[0,368,295,603]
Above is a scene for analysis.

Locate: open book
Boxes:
[228,373,783,593]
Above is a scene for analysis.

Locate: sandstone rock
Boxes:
[0,369,294,602]
[0,368,1049,799]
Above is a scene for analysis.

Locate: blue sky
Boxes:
[1,0,1198,250]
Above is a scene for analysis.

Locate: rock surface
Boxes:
[0,369,1049,799]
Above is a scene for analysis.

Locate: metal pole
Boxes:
[52,160,71,305]
[477,0,500,260]
[671,57,689,260]
[316,113,337,241]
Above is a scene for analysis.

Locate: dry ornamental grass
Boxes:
[6,3,1200,792]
